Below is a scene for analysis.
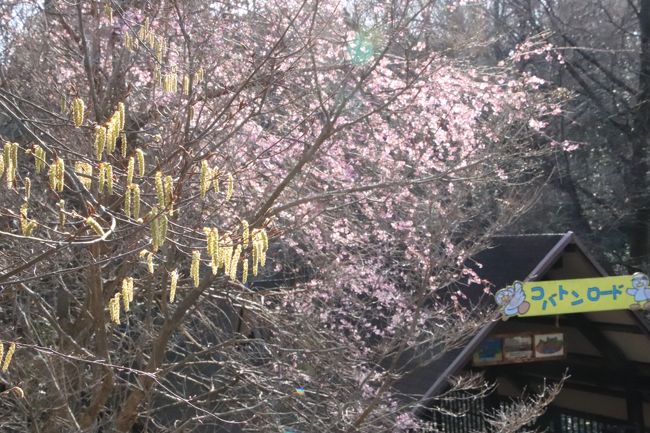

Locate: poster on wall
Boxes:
[472,337,503,365]
[534,333,565,359]
[473,332,565,366]
[503,335,533,361]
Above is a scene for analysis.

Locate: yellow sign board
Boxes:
[495,273,649,319]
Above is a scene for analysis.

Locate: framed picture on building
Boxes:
[502,334,533,361]
[534,333,565,359]
[473,337,503,365]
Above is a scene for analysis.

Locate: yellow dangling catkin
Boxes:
[211,255,218,275]
[95,125,106,160]
[150,208,161,252]
[194,67,204,83]
[199,160,210,199]
[163,72,177,93]
[141,17,150,37]
[222,236,233,276]
[56,158,65,192]
[132,184,141,220]
[164,175,173,207]
[229,244,242,281]
[135,149,145,176]
[205,228,215,257]
[124,185,132,219]
[105,163,113,195]
[24,177,31,201]
[3,142,10,165]
[120,132,127,158]
[169,269,179,303]
[147,251,154,274]
[20,203,36,236]
[107,117,119,154]
[252,241,259,276]
[48,161,57,191]
[2,143,10,185]
[121,277,133,312]
[260,247,267,267]
[74,161,93,189]
[33,144,45,174]
[98,162,106,193]
[260,229,269,253]
[11,143,17,173]
[168,71,178,93]
[109,293,121,324]
[1,342,16,373]
[183,75,190,95]
[86,217,105,237]
[126,156,135,186]
[25,220,37,237]
[191,250,200,287]
[3,142,10,163]
[3,142,17,189]
[49,158,65,192]
[104,3,113,22]
[259,229,268,267]
[206,228,219,275]
[126,278,134,303]
[72,97,85,127]
[125,33,134,51]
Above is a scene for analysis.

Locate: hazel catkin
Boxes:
[191,250,200,287]
[72,98,85,127]
[169,269,179,303]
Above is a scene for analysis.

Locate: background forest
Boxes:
[0,0,647,432]
[482,0,650,273]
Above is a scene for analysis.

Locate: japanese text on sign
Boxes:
[495,273,648,319]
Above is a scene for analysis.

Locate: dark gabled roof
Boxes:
[445,233,572,309]
[469,233,567,293]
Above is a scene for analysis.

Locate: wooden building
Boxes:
[402,232,650,433]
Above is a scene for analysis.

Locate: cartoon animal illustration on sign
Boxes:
[495,281,531,320]
[626,272,650,309]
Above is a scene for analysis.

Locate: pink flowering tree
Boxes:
[0,1,563,432]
